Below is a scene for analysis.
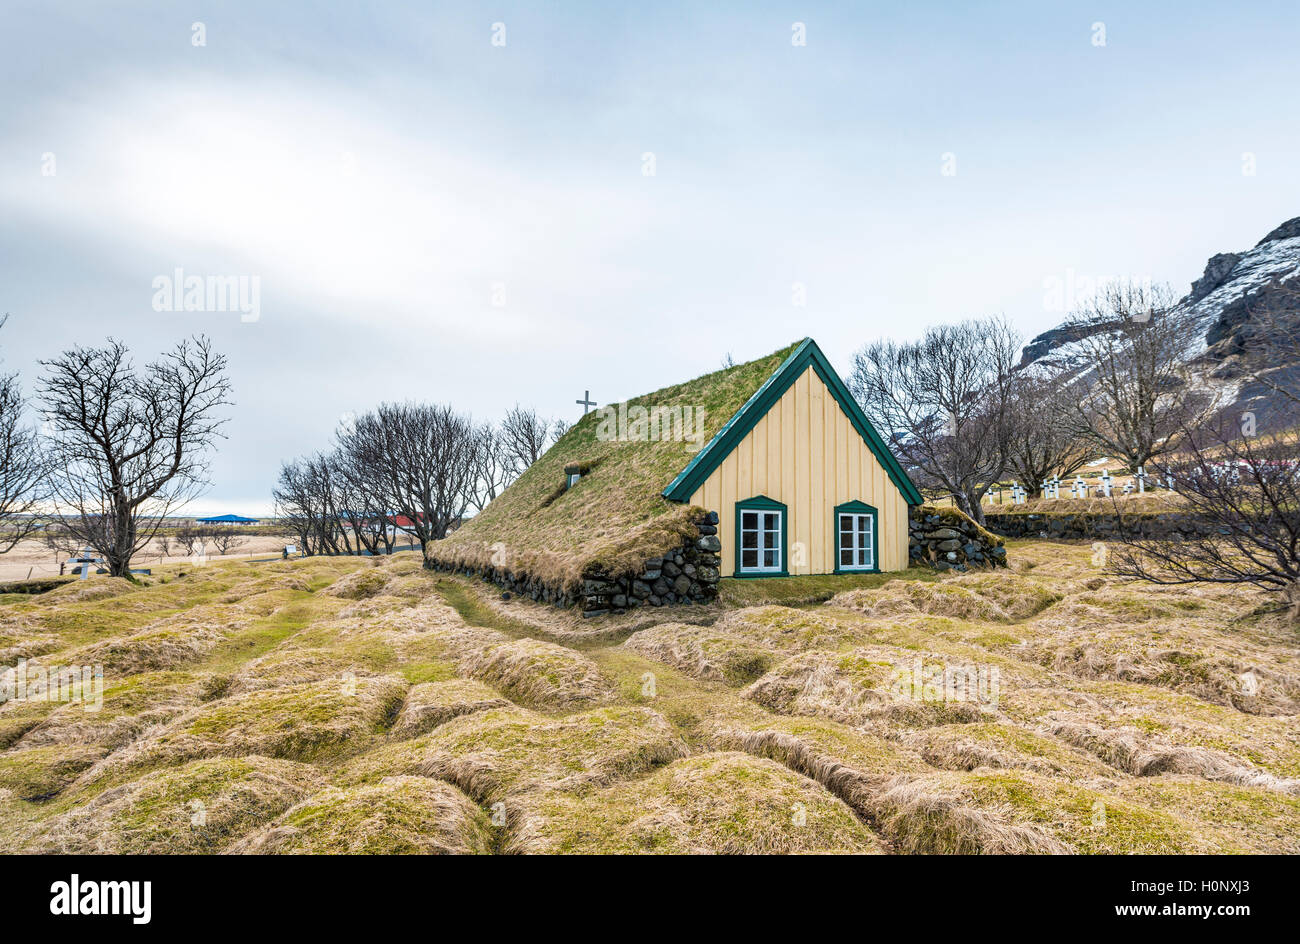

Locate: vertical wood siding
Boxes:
[689,365,910,575]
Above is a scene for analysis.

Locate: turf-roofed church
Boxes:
[426,338,922,615]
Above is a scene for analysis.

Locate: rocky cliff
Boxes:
[1020,216,1300,424]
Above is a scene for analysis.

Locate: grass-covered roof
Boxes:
[428,341,803,588]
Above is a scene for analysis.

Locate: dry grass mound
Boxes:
[508,752,884,854]
[872,769,1213,854]
[225,649,365,696]
[1113,778,1300,854]
[461,637,613,710]
[58,620,233,676]
[404,608,614,709]
[623,606,855,686]
[322,567,392,601]
[340,705,686,803]
[829,575,1059,624]
[1046,719,1300,793]
[83,674,408,784]
[377,573,439,602]
[0,742,107,801]
[0,701,57,750]
[741,648,995,729]
[229,776,493,855]
[26,756,320,854]
[389,679,510,739]
[1023,640,1300,715]
[43,578,137,603]
[14,671,207,752]
[0,631,59,665]
[700,712,927,816]
[902,722,1112,779]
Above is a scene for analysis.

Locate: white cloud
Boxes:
[1,78,668,343]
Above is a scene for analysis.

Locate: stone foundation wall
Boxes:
[909,506,1007,572]
[983,512,1219,541]
[427,512,722,617]
[427,555,584,608]
[577,512,722,617]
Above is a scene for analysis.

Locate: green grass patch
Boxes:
[718,569,935,608]
[432,577,538,637]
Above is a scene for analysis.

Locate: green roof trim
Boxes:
[662,337,923,506]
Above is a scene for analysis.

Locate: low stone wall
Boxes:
[909,506,1007,572]
[984,512,1219,541]
[426,556,583,608]
[427,512,722,617]
[577,512,722,616]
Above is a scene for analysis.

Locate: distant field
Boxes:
[0,543,1296,854]
[0,535,294,583]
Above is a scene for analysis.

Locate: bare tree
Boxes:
[468,423,513,511]
[207,529,246,556]
[500,404,553,474]
[850,317,1021,524]
[0,314,50,553]
[41,520,83,573]
[1067,281,1207,473]
[550,418,570,444]
[174,525,204,556]
[1004,372,1093,497]
[332,443,395,555]
[37,337,231,577]
[339,403,479,558]
[274,459,327,556]
[1110,410,1300,614]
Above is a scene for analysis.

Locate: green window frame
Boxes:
[834,500,879,573]
[735,495,788,577]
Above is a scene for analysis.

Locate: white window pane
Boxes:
[742,511,758,529]
[742,549,758,568]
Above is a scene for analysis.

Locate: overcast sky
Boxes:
[3,1,1298,514]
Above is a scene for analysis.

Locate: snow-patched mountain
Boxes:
[1019,217,1300,420]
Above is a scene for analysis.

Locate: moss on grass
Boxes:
[27,755,320,854]
[339,705,686,803]
[0,743,107,801]
[230,776,494,855]
[509,752,884,854]
[718,569,937,608]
